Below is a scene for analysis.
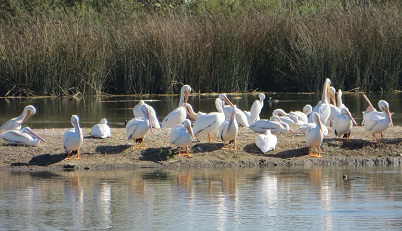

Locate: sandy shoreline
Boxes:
[0,126,401,171]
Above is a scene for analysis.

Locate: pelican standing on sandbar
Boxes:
[193,97,229,142]
[306,112,325,158]
[219,105,239,150]
[91,118,112,139]
[126,104,153,148]
[169,119,194,157]
[1,127,45,146]
[162,85,191,128]
[221,94,249,127]
[0,105,36,131]
[243,93,265,124]
[333,107,357,140]
[362,100,393,142]
[63,115,84,159]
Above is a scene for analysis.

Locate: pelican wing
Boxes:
[193,113,218,136]
[148,106,161,128]
[169,125,185,144]
[0,118,20,131]
[256,133,277,153]
[125,122,140,140]
[363,115,381,131]
[1,130,32,145]
[162,107,186,128]
[91,124,111,138]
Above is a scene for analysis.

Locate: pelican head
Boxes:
[181,85,192,104]
[140,104,153,132]
[341,107,357,125]
[100,118,108,125]
[227,105,237,132]
[71,115,80,127]
[258,93,266,102]
[19,105,36,126]
[22,127,46,142]
[330,87,337,106]
[378,100,393,127]
[219,94,234,107]
[313,112,323,132]
[182,119,195,139]
[303,104,313,115]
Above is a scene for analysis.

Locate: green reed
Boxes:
[0,0,400,96]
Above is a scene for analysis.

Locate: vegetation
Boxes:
[0,0,400,96]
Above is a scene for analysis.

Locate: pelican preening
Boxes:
[256,129,277,153]
[162,85,192,128]
[1,127,45,146]
[125,104,153,148]
[221,94,249,127]
[91,118,112,139]
[0,105,36,131]
[169,119,194,157]
[183,103,206,121]
[63,115,84,159]
[362,99,393,142]
[306,112,325,158]
[249,118,291,134]
[134,100,161,128]
[309,78,332,125]
[219,105,239,150]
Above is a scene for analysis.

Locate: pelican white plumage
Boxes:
[193,97,229,142]
[126,104,153,148]
[249,118,291,134]
[219,105,239,150]
[0,105,36,131]
[183,103,206,121]
[221,94,249,127]
[63,115,84,159]
[256,129,277,153]
[91,118,112,139]
[299,122,329,136]
[333,107,357,140]
[1,127,45,146]
[133,100,160,128]
[306,112,325,157]
[169,119,195,156]
[162,85,191,128]
[336,89,346,109]
[325,86,341,127]
[362,100,393,142]
[243,93,265,124]
[309,78,332,125]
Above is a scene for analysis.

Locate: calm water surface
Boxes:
[0,166,401,230]
[1,92,402,128]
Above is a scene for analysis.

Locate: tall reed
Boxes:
[0,0,400,96]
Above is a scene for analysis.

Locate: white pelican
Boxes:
[0,105,36,131]
[219,105,239,150]
[133,100,160,128]
[336,89,346,109]
[169,119,194,157]
[309,78,331,125]
[126,104,153,148]
[221,94,249,127]
[299,122,329,136]
[362,100,393,142]
[183,103,206,121]
[269,115,301,130]
[91,118,112,139]
[333,107,357,140]
[162,85,191,128]
[255,129,277,153]
[306,112,325,158]
[325,86,341,127]
[63,115,84,159]
[1,127,45,146]
[243,93,265,124]
[273,108,308,125]
[193,97,228,142]
[249,119,291,134]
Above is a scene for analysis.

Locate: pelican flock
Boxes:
[0,81,398,160]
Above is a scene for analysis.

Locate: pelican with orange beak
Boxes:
[306,112,325,157]
[0,105,36,131]
[219,105,239,150]
[162,85,192,128]
[126,104,153,148]
[333,107,357,140]
[63,115,84,159]
[169,119,195,156]
[362,100,393,142]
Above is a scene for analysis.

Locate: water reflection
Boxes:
[1,92,402,128]
[1,167,402,230]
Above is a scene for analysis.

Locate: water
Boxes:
[1,92,402,128]
[0,167,401,230]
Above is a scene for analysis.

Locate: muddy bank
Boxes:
[0,126,401,171]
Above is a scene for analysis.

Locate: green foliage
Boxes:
[0,0,400,96]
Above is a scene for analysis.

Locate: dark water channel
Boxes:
[1,92,402,128]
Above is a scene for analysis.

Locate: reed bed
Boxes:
[0,0,400,96]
